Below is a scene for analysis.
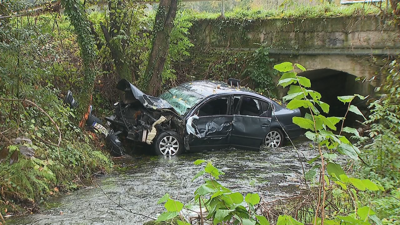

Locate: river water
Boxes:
[7,141,314,225]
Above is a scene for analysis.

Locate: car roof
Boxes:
[177,80,258,98]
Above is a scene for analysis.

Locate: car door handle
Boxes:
[261,124,270,128]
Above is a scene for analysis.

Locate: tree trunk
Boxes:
[142,0,178,96]
[61,0,97,126]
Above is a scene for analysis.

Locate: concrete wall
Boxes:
[189,15,399,82]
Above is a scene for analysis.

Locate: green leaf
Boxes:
[283,91,304,102]
[334,180,348,190]
[276,215,304,225]
[256,215,270,225]
[327,163,346,178]
[337,143,359,160]
[320,101,330,113]
[305,167,318,181]
[177,220,191,225]
[205,162,221,179]
[286,99,313,110]
[192,170,206,181]
[338,95,355,103]
[358,206,375,221]
[297,76,311,88]
[295,63,306,71]
[195,183,218,196]
[293,117,315,130]
[349,178,366,191]
[278,78,297,88]
[287,85,302,95]
[305,131,317,142]
[194,159,206,165]
[227,192,243,204]
[242,218,256,225]
[214,209,232,224]
[245,193,260,205]
[156,211,179,222]
[369,215,383,225]
[274,62,293,72]
[308,90,321,101]
[281,72,297,80]
[342,127,360,137]
[165,198,183,212]
[158,193,170,204]
[361,179,379,191]
[349,105,366,119]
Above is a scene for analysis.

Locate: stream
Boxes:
[7,141,314,224]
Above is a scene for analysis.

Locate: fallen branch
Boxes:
[0,98,62,146]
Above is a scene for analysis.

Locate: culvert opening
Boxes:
[298,69,373,127]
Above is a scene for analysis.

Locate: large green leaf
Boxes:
[156,211,179,222]
[338,95,355,103]
[287,85,302,95]
[158,193,170,204]
[276,215,304,225]
[308,90,321,101]
[295,63,306,71]
[357,206,375,221]
[297,76,311,88]
[337,143,359,160]
[349,105,366,119]
[319,101,330,113]
[283,92,304,102]
[226,192,244,204]
[349,178,366,191]
[256,215,270,225]
[165,198,184,212]
[342,127,360,137]
[194,159,206,165]
[242,218,256,225]
[205,162,221,179]
[274,62,293,72]
[361,179,379,191]
[278,78,297,88]
[293,117,315,130]
[214,209,233,224]
[286,99,313,110]
[326,162,346,178]
[245,193,260,205]
[281,72,297,80]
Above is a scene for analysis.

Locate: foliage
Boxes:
[274,62,381,224]
[242,44,277,97]
[186,2,384,20]
[62,0,98,120]
[355,58,400,223]
[157,160,275,225]
[0,2,112,216]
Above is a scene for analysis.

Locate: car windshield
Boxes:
[159,86,203,116]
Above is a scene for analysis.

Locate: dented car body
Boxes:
[106,79,301,156]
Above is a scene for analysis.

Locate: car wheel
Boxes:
[154,131,183,156]
[264,128,284,148]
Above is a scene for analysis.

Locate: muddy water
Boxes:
[7,142,314,225]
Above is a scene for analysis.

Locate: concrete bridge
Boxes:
[188,15,400,118]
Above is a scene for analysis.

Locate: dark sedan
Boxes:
[106,79,301,156]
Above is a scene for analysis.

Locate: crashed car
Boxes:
[105,79,301,156]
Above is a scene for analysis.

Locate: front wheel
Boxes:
[264,128,284,148]
[154,131,183,156]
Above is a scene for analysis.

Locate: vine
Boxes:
[61,0,97,124]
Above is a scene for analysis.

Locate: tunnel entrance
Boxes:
[299,69,373,127]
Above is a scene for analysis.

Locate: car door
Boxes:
[188,96,233,150]
[230,95,271,149]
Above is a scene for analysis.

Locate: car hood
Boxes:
[117,79,176,111]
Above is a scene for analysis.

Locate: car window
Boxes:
[260,101,273,117]
[197,97,228,117]
[239,97,262,116]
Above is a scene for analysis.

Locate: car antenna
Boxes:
[227,78,240,88]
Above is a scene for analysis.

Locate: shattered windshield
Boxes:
[159,86,203,116]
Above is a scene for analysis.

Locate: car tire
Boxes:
[154,131,183,156]
[264,128,284,148]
